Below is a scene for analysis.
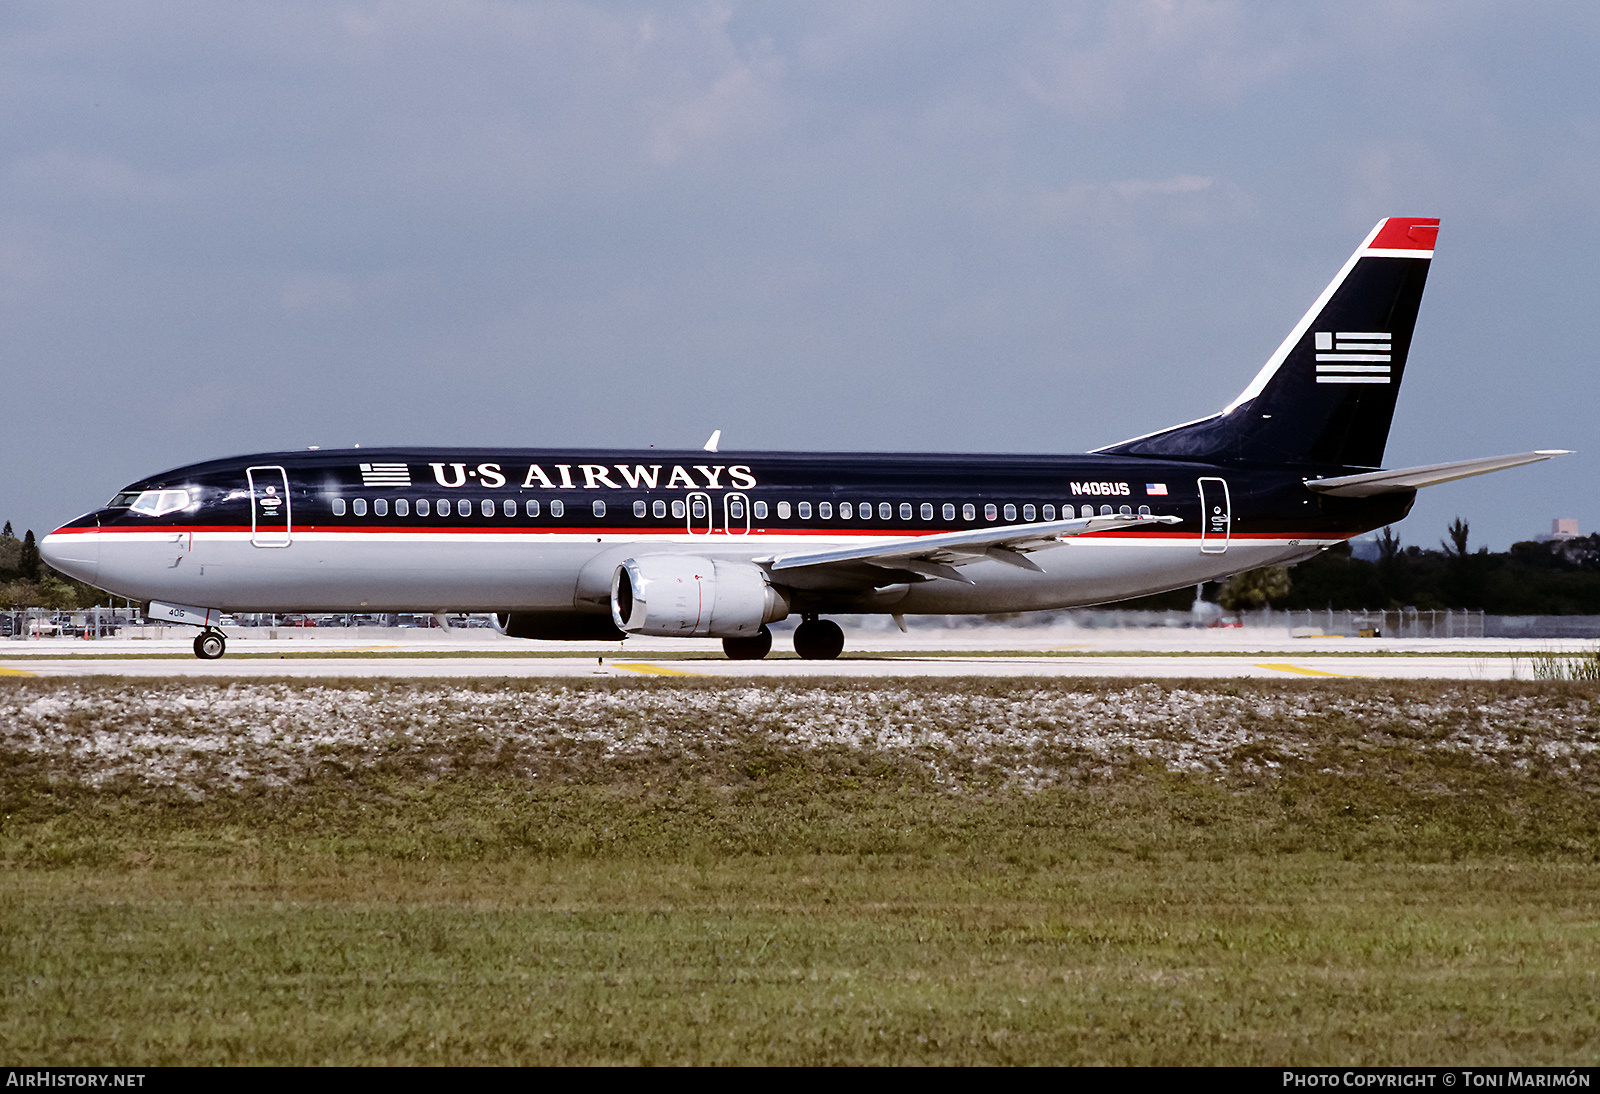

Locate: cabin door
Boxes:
[686,491,713,536]
[723,492,750,535]
[1197,477,1230,555]
[247,466,292,547]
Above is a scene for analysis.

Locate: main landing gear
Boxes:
[193,629,227,660]
[718,617,846,661]
[792,616,844,661]
[721,625,773,661]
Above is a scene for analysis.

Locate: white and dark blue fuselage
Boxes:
[43,447,1409,615]
[38,217,1567,658]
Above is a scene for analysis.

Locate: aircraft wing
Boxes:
[762,513,1182,585]
[1305,450,1571,498]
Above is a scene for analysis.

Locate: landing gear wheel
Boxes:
[793,618,844,660]
[722,626,773,661]
[193,630,226,660]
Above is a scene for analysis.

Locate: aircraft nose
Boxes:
[41,526,99,585]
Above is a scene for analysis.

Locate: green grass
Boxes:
[1523,646,1600,682]
[2,677,1598,1064]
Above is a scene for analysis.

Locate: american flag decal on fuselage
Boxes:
[1314,331,1391,384]
[360,462,411,486]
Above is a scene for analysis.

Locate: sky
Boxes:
[2,1,1596,554]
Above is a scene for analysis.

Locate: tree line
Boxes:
[1126,519,1600,615]
[0,523,113,610]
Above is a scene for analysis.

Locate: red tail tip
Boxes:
[1369,217,1440,251]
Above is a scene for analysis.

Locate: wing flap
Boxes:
[765,513,1180,582]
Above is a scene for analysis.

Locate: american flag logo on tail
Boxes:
[1145,483,1168,496]
[359,462,411,486]
[1314,331,1391,384]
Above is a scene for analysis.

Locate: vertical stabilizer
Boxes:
[1099,217,1438,469]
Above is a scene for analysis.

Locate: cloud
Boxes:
[9,149,184,202]
[1020,0,1299,119]
[278,272,360,314]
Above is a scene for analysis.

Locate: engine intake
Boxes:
[612,556,790,638]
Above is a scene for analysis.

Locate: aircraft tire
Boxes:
[722,626,773,661]
[193,630,226,660]
[793,618,844,660]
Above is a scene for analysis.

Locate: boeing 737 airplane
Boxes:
[42,217,1566,660]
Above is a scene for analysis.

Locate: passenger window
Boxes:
[1100,505,1112,516]
[1000,504,1013,521]
[984,504,997,520]
[1119,505,1132,518]
[331,497,347,516]
[754,501,768,520]
[457,499,471,517]
[503,499,516,517]
[729,499,744,519]
[352,498,367,516]
[634,500,647,517]
[839,502,852,519]
[1042,505,1055,520]
[524,499,540,517]
[653,500,666,518]
[879,502,892,520]
[671,500,685,519]
[964,503,975,521]
[436,499,450,516]
[689,498,704,519]
[818,501,832,519]
[777,501,791,519]
[1023,504,1036,521]
[921,503,933,520]
[896,503,910,520]
[395,499,409,517]
[481,499,494,517]
[798,502,812,519]
[551,500,564,518]
[592,500,606,517]
[943,503,955,521]
[375,499,389,517]
[1138,505,1151,518]
[417,499,430,516]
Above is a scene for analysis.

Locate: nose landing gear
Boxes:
[792,616,844,660]
[193,629,227,660]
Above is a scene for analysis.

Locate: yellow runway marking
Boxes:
[1256,662,1362,678]
[611,662,714,677]
[0,666,39,677]
[1049,643,1093,651]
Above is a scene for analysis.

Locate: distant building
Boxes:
[1535,518,1581,543]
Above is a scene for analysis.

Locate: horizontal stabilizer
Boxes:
[1305,451,1571,498]
[763,513,1181,583]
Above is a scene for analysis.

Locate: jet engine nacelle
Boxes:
[612,556,790,638]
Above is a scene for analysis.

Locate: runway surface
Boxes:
[3,626,1588,680]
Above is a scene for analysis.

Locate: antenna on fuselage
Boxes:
[703,429,721,453]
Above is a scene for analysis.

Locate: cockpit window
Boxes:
[128,489,194,517]
[106,491,142,508]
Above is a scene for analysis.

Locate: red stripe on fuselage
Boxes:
[62,524,1346,542]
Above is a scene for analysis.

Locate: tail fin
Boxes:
[1099,217,1438,470]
